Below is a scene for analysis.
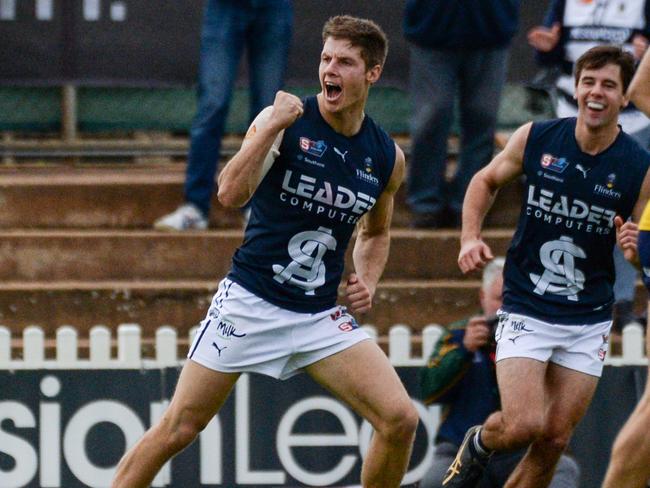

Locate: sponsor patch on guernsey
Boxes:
[540,153,569,173]
[299,137,327,158]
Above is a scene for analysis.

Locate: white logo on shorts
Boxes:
[529,235,586,301]
[273,226,337,294]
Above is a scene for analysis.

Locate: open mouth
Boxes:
[587,101,605,111]
[324,81,342,101]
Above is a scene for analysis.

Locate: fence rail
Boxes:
[0,323,646,370]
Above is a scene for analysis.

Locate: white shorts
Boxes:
[187,278,370,380]
[494,311,612,377]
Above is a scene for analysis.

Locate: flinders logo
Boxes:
[594,173,621,199]
[364,157,374,173]
[355,157,379,185]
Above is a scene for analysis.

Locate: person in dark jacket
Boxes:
[403,0,520,228]
[419,258,580,487]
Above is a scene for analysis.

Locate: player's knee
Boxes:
[172,419,205,449]
[377,400,419,444]
[157,412,206,454]
[504,418,544,448]
[537,431,571,455]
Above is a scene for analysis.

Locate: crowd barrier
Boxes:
[0,322,646,370]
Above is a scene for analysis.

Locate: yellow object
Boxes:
[639,200,650,231]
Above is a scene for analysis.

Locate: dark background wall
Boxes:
[0,365,644,487]
[0,0,551,87]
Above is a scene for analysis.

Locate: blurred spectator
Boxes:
[403,0,520,229]
[418,258,580,487]
[528,0,650,333]
[155,0,293,230]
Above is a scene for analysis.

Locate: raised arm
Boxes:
[458,122,531,274]
[217,91,303,208]
[347,143,405,314]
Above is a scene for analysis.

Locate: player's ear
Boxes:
[366,64,382,84]
[621,94,629,109]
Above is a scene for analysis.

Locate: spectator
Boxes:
[403,0,520,228]
[419,258,580,488]
[155,0,293,230]
[528,0,650,333]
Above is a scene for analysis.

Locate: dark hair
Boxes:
[322,15,388,70]
[574,45,635,92]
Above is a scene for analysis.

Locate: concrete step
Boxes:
[0,229,514,281]
[0,164,523,229]
[0,164,242,228]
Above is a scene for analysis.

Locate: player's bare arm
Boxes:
[629,49,650,117]
[458,122,531,274]
[617,167,650,263]
[217,91,303,207]
[348,143,405,314]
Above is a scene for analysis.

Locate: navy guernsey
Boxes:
[228,96,396,313]
[503,118,649,324]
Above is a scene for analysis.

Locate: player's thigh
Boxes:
[165,360,240,430]
[543,362,599,438]
[304,340,414,428]
[496,357,547,424]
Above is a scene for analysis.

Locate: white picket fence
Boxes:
[0,323,646,370]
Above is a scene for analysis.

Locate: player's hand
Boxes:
[615,215,639,262]
[346,273,372,314]
[632,34,649,60]
[463,316,491,352]
[527,23,561,52]
[458,238,494,274]
[268,91,304,131]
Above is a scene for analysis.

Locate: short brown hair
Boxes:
[322,15,388,70]
[574,45,635,92]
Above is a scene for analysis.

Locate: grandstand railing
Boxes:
[0,323,646,370]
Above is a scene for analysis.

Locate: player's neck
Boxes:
[317,93,366,136]
[574,120,620,156]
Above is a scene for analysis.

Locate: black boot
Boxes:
[442,426,490,487]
